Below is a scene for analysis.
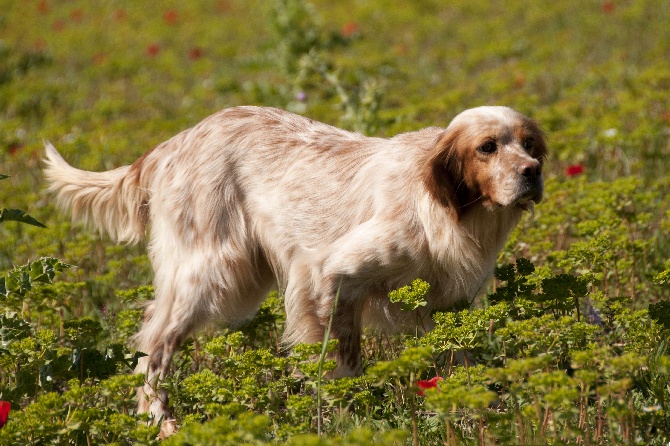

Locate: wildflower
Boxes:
[416,376,442,396]
[393,43,408,55]
[37,0,49,14]
[147,43,160,57]
[164,10,178,24]
[566,164,584,176]
[296,91,307,102]
[52,19,66,32]
[92,52,106,65]
[514,74,526,88]
[216,0,231,13]
[0,401,10,429]
[602,1,614,13]
[34,39,47,51]
[8,143,23,156]
[603,128,617,138]
[114,9,127,22]
[188,47,203,60]
[584,299,603,326]
[70,9,84,23]
[341,22,359,38]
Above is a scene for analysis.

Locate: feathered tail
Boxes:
[43,142,149,244]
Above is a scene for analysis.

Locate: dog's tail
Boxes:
[43,141,150,244]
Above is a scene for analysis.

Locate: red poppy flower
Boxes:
[8,143,23,156]
[147,43,160,57]
[416,376,443,396]
[0,401,10,428]
[164,10,178,24]
[566,164,584,176]
[92,52,106,65]
[52,19,66,32]
[70,9,84,23]
[216,0,231,13]
[602,1,614,13]
[37,0,49,14]
[341,22,359,38]
[33,39,47,51]
[514,74,526,88]
[188,47,203,60]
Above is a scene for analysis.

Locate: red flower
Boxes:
[37,0,50,14]
[92,52,106,65]
[33,39,47,51]
[341,22,359,38]
[52,19,66,31]
[147,43,160,57]
[8,143,23,156]
[164,10,178,24]
[216,0,231,13]
[0,401,10,429]
[70,8,84,23]
[662,111,670,123]
[602,1,614,13]
[514,73,526,88]
[416,376,443,396]
[188,47,203,60]
[566,164,584,176]
[114,9,127,22]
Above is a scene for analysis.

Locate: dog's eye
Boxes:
[523,137,535,151]
[478,141,496,154]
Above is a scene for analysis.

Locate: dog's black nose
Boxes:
[517,160,541,178]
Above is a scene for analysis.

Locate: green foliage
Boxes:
[0,175,44,227]
[1,0,670,443]
[388,278,429,312]
[0,207,46,228]
[649,300,670,330]
[0,257,71,298]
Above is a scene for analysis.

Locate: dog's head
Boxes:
[425,106,547,220]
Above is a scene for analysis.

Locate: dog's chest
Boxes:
[420,205,522,307]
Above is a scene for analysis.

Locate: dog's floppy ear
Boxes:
[423,127,464,221]
[522,117,549,165]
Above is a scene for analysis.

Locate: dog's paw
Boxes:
[158,418,178,439]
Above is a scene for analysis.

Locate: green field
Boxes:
[1,0,669,444]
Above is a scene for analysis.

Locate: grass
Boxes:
[0,0,669,444]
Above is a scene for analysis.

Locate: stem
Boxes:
[596,399,602,441]
[478,417,485,446]
[446,419,455,446]
[410,394,419,446]
[515,400,526,445]
[317,280,341,436]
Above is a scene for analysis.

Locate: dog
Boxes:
[44,105,546,431]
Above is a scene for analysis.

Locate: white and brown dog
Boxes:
[44,105,546,430]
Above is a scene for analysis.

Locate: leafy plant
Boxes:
[1,0,670,443]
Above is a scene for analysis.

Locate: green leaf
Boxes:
[0,207,47,228]
[0,257,72,298]
[388,278,430,311]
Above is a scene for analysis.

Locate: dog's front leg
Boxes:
[313,220,409,377]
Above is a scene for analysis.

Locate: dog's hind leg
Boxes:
[134,240,273,437]
[134,259,207,438]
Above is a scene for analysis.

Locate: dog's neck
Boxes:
[417,195,523,302]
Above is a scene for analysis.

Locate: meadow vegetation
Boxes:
[0,0,669,444]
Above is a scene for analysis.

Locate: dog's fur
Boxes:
[43,105,546,430]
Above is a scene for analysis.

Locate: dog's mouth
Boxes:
[483,183,544,212]
[513,188,543,211]
[516,200,535,212]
